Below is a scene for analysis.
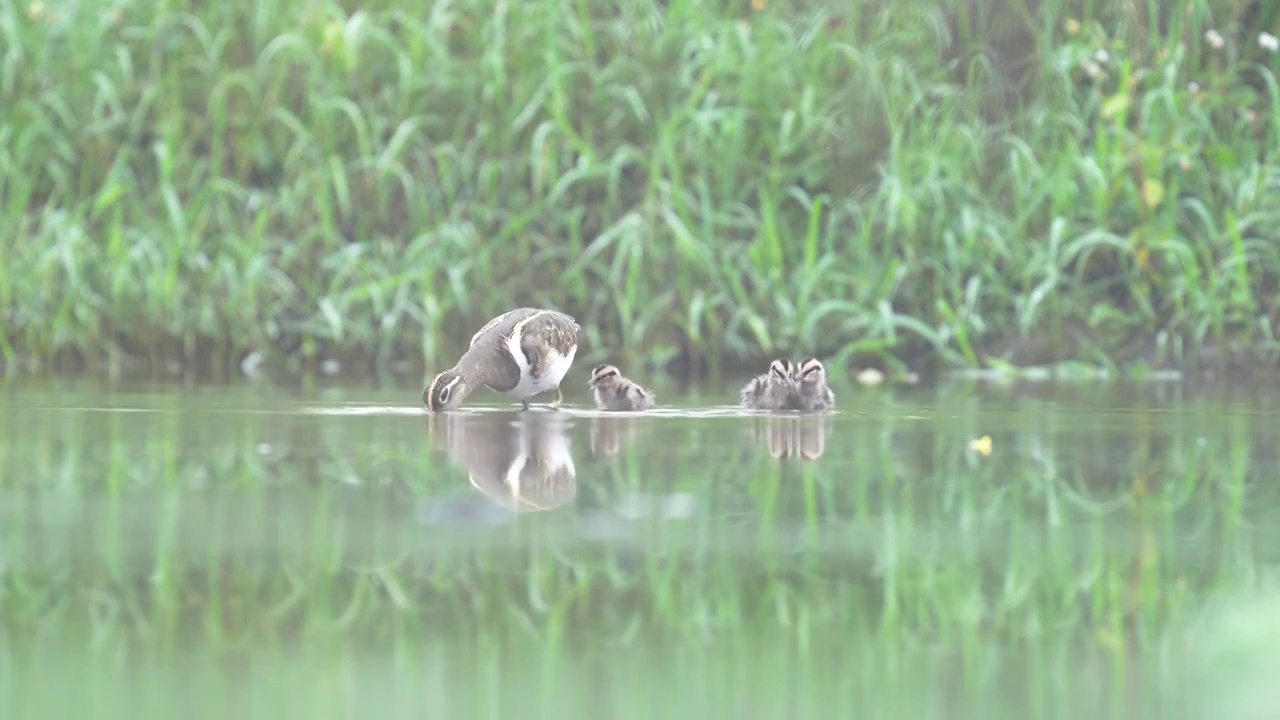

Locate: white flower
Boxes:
[1205,29,1225,49]
[1260,32,1279,53]
[1095,49,1110,63]
[1188,81,1200,93]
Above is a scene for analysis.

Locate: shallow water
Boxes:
[4,375,1280,719]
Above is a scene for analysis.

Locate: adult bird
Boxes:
[423,307,580,411]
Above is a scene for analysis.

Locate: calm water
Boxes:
[4,376,1280,719]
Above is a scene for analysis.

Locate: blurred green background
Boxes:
[3,0,1279,380]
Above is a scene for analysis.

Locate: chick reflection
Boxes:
[589,416,642,457]
[428,412,577,512]
[751,415,830,460]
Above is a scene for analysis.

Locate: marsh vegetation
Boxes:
[3,0,1279,378]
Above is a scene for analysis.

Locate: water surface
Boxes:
[4,376,1280,719]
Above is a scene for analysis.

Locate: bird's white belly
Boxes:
[503,420,576,500]
[497,340,577,399]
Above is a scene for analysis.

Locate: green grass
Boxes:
[5,379,1280,717]
[2,0,1279,379]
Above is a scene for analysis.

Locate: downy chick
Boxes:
[795,357,835,411]
[740,358,799,410]
[588,364,656,411]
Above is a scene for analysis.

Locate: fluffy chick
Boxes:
[588,364,656,411]
[739,358,799,410]
[795,357,835,411]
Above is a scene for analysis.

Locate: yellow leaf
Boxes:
[1097,630,1122,650]
[1134,246,1151,272]
[855,368,884,386]
[1101,94,1130,120]
[969,435,992,456]
[1142,179,1165,210]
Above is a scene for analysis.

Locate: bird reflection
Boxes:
[589,416,642,457]
[427,411,577,513]
[750,415,830,460]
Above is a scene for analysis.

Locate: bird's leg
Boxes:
[550,386,563,410]
[521,399,531,410]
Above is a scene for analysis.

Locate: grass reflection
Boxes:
[1,381,1279,717]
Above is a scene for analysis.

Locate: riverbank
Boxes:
[3,0,1278,378]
